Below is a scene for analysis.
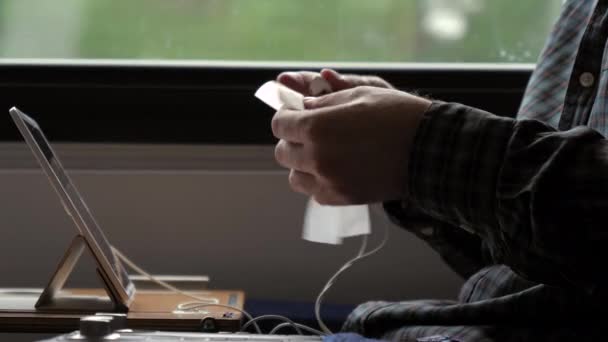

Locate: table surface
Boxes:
[0,288,244,333]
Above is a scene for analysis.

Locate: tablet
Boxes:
[9,107,135,307]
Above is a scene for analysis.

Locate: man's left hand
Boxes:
[271,86,432,205]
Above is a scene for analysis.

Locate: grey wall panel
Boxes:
[0,145,463,305]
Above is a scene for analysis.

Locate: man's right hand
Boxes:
[276,69,394,96]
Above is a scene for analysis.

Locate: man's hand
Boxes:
[277,69,394,96]
[272,86,432,205]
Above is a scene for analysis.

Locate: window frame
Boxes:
[0,60,532,144]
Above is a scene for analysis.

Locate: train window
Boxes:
[0,0,561,63]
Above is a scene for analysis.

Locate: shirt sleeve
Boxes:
[383,201,491,279]
[404,101,608,294]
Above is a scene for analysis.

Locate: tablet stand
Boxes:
[35,235,130,313]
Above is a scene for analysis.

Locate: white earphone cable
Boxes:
[314,204,390,334]
[111,204,389,336]
[111,247,263,334]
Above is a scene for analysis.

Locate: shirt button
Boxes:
[579,72,595,87]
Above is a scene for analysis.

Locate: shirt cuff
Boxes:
[406,101,515,237]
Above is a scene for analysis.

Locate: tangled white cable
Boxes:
[111,248,263,333]
[111,204,389,336]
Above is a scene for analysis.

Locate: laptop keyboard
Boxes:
[42,331,323,342]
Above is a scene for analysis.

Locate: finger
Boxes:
[288,169,318,195]
[321,69,393,90]
[313,191,348,206]
[354,75,393,88]
[274,139,310,172]
[303,88,359,110]
[273,101,357,142]
[271,108,309,143]
[320,69,352,91]
[277,71,319,96]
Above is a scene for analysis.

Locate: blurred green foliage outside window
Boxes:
[0,0,562,63]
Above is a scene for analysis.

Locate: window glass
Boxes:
[0,0,562,63]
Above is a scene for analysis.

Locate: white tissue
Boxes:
[310,76,333,96]
[255,81,305,110]
[302,199,370,244]
[255,79,372,245]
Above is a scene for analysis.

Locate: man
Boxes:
[271,0,608,341]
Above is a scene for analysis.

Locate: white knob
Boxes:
[79,316,113,338]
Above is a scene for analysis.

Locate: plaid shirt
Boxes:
[342,0,608,341]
